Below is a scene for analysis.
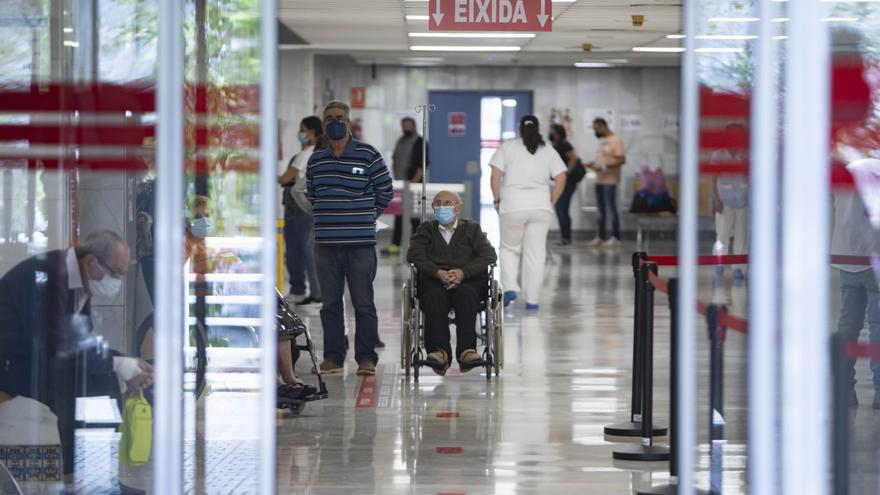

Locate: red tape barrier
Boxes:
[844,342,880,360]
[646,265,749,334]
[647,255,749,266]
[647,254,874,267]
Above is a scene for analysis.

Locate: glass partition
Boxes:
[0,0,275,492]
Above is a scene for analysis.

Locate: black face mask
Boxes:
[549,134,558,143]
[403,130,415,137]
[595,131,603,139]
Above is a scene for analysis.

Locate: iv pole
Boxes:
[400,104,436,258]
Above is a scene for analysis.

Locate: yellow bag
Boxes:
[118,390,152,467]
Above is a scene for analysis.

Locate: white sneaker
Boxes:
[603,237,621,248]
[586,237,604,247]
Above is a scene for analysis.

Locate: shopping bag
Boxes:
[118,390,152,467]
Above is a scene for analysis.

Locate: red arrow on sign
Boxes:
[429,0,552,32]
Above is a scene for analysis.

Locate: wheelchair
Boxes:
[400,263,504,380]
[276,289,329,414]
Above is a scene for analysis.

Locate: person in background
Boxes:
[407,191,497,375]
[385,117,428,256]
[307,101,394,376]
[0,231,153,483]
[585,118,626,247]
[549,123,583,246]
[279,116,325,306]
[711,123,750,280]
[490,115,567,311]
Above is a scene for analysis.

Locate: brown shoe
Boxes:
[459,349,483,373]
[425,350,449,376]
[356,361,376,376]
[317,360,344,375]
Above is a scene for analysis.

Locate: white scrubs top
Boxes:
[490,139,566,214]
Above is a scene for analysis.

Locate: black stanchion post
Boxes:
[614,262,670,461]
[606,253,667,438]
[831,332,850,495]
[639,279,708,495]
[706,305,727,494]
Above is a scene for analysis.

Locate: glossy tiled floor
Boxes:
[272,239,753,494]
[24,239,880,494]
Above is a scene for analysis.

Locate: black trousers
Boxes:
[391,216,421,246]
[418,276,487,363]
[48,360,122,475]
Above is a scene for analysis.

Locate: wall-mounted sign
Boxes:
[448,112,467,136]
[350,87,366,109]
[429,0,552,32]
[620,114,643,132]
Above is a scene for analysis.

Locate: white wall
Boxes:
[312,60,681,233]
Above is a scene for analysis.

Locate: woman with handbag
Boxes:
[549,123,584,246]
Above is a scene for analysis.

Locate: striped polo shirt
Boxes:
[306,138,394,246]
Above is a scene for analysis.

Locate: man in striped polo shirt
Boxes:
[306,101,393,376]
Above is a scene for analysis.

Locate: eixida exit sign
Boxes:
[429,0,553,32]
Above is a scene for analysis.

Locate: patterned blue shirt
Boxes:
[306,138,394,246]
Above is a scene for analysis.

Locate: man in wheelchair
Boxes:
[406,191,498,375]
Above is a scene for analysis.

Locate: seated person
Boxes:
[406,191,498,375]
[0,230,153,482]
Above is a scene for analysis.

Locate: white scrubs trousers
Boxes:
[499,209,554,305]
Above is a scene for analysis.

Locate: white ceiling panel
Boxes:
[279,0,683,67]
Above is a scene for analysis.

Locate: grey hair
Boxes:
[76,230,127,263]
[322,100,351,119]
[433,190,463,204]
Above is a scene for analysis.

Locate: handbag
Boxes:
[567,159,586,184]
[118,390,152,467]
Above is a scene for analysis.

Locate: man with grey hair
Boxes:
[407,191,497,375]
[0,230,152,478]
[306,101,394,376]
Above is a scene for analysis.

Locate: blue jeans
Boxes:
[315,245,379,366]
[837,269,880,390]
[595,184,620,240]
[554,178,578,241]
[284,203,321,298]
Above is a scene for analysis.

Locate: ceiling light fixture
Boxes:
[666,34,686,39]
[575,62,614,68]
[696,34,758,40]
[406,15,429,20]
[410,45,522,52]
[823,17,859,22]
[695,47,745,53]
[708,17,760,23]
[409,32,535,38]
[632,47,685,53]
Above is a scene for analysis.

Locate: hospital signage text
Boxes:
[429,0,553,32]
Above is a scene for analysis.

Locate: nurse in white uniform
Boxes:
[490,115,567,311]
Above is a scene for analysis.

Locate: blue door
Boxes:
[428,91,533,223]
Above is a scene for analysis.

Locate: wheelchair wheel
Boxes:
[401,283,412,374]
[494,307,503,375]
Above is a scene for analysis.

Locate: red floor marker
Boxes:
[436,412,460,419]
[355,374,378,409]
[436,447,463,454]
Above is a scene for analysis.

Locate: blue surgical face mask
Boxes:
[191,217,213,239]
[325,119,349,141]
[433,206,456,225]
[297,131,309,145]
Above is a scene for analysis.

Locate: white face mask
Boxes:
[89,261,123,297]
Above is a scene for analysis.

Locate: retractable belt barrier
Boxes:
[832,336,880,495]
[627,250,880,495]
